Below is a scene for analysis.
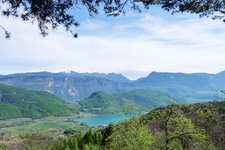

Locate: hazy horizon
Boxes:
[1,69,225,80]
[1,6,225,80]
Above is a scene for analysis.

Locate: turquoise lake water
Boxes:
[74,113,141,126]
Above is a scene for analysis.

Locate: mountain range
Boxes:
[0,71,225,102]
[0,71,135,100]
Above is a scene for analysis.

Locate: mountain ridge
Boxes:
[0,71,225,102]
[79,89,187,114]
[0,71,135,100]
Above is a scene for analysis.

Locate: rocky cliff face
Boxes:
[0,72,135,101]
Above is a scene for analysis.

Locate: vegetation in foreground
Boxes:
[1,100,223,150]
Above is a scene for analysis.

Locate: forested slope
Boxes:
[0,84,72,119]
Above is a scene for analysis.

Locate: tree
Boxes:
[83,128,94,144]
[1,0,225,38]
[103,118,153,150]
[63,128,80,136]
[101,123,114,146]
[148,105,210,150]
[93,131,103,145]
[142,0,225,21]
[0,0,139,38]
[0,143,6,150]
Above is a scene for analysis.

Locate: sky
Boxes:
[1,6,225,79]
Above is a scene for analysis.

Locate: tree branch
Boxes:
[0,24,10,39]
[168,131,198,143]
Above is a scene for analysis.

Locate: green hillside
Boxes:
[79,89,186,114]
[116,89,187,109]
[45,101,225,150]
[79,92,138,114]
[99,101,225,150]
[0,84,72,119]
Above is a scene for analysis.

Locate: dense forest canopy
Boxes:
[1,0,225,38]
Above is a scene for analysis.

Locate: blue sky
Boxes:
[1,6,225,79]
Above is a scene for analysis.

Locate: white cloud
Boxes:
[1,10,225,80]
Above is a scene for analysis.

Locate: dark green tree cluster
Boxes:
[64,128,82,136]
[49,128,103,150]
[142,0,225,20]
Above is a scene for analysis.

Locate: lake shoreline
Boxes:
[74,113,143,127]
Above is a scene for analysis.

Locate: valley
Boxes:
[2,0,225,149]
[0,115,88,136]
[0,71,225,150]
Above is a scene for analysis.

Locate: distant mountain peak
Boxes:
[217,70,225,76]
[89,91,106,98]
[67,71,130,82]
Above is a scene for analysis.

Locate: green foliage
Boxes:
[0,84,72,119]
[101,123,114,146]
[104,118,153,150]
[117,89,186,109]
[50,136,81,150]
[64,129,81,136]
[79,91,139,114]
[0,103,22,119]
[148,106,209,149]
[93,131,103,145]
[83,129,94,144]
[49,129,103,150]
[101,104,214,150]
[142,101,225,149]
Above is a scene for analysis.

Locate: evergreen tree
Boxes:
[83,129,94,144]
[2,0,225,38]
[94,131,103,145]
[72,139,79,150]
[101,123,114,146]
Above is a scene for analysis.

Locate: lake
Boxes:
[74,113,141,126]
